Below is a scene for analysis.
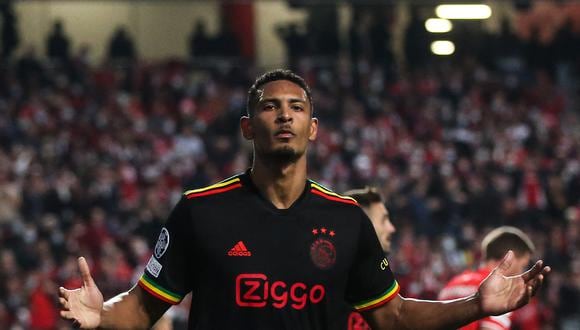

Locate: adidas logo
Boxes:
[227,241,252,257]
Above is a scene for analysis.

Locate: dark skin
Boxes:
[59,79,550,329]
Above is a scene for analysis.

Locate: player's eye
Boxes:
[291,104,304,111]
[263,103,276,111]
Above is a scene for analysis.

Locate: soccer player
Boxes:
[343,187,396,254]
[438,226,536,330]
[59,69,550,329]
[343,187,396,330]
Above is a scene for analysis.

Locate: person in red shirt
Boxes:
[29,279,58,330]
[511,297,542,330]
[439,226,535,330]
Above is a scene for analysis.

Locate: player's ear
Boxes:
[308,117,318,142]
[240,116,254,140]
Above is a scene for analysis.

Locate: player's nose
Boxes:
[276,105,293,122]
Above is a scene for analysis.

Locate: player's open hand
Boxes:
[59,257,104,328]
[477,250,550,316]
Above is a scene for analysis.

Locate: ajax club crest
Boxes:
[310,227,336,270]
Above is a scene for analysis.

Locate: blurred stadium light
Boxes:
[435,4,492,19]
[430,40,455,55]
[425,18,453,33]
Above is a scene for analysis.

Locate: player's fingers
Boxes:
[541,265,551,276]
[529,274,542,292]
[533,274,544,290]
[496,250,514,275]
[59,287,70,299]
[59,297,70,310]
[526,278,539,296]
[528,272,547,297]
[60,310,75,320]
[527,285,534,300]
[78,256,95,287]
[522,260,543,282]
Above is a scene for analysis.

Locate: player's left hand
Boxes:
[477,250,551,316]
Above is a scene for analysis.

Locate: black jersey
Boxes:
[138,171,399,329]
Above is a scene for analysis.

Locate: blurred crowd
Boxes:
[1,5,580,330]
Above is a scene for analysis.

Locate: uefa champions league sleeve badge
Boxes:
[154,228,170,259]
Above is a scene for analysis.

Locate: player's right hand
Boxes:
[59,256,104,328]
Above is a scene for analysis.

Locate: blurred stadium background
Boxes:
[0,0,579,329]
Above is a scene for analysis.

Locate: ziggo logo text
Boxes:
[235,273,325,310]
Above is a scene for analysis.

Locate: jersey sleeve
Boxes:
[138,197,192,305]
[346,212,400,312]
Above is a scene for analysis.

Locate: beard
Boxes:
[261,145,302,164]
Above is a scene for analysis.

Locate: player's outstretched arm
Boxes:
[59,257,170,329]
[361,251,550,330]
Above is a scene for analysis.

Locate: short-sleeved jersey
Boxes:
[439,267,511,330]
[138,171,399,329]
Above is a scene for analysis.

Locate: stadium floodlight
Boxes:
[425,18,453,33]
[435,4,492,20]
[431,40,455,55]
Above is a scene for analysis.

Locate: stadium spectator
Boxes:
[46,20,70,62]
[107,27,136,62]
[276,22,308,68]
[188,21,210,58]
[1,2,19,60]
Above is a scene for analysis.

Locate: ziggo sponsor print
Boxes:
[235,273,325,310]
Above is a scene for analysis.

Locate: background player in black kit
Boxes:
[59,69,550,329]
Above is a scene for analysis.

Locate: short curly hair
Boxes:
[246,69,313,117]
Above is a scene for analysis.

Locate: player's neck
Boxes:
[250,157,307,209]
